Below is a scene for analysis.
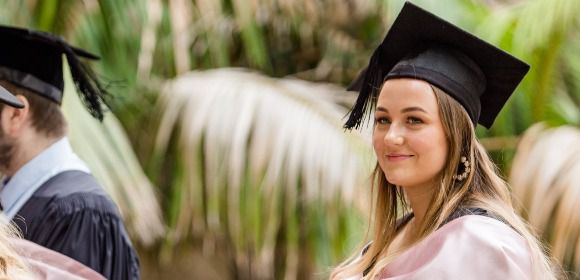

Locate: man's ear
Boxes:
[1,95,30,136]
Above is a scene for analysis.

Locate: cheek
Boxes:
[372,130,388,171]
[372,130,383,152]
[412,130,448,169]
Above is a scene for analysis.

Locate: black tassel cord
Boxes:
[343,49,385,130]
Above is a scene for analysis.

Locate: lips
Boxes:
[385,154,414,162]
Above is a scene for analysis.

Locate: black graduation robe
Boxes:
[13,170,140,280]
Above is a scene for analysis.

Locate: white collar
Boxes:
[0,137,90,219]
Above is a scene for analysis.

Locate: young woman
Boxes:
[332,2,559,279]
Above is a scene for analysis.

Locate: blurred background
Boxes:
[1,0,579,279]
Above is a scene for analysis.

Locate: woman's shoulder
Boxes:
[439,208,525,251]
[439,214,524,246]
[379,215,533,279]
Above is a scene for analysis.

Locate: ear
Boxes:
[1,95,30,137]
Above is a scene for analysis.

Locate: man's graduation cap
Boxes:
[0,85,23,108]
[344,1,530,130]
[0,25,109,120]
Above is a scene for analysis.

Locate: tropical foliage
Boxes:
[0,0,579,279]
[154,69,372,278]
[63,67,164,245]
[510,124,580,277]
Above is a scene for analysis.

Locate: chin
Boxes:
[384,171,425,188]
[384,174,407,186]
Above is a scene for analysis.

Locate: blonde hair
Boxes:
[0,217,36,280]
[331,85,559,279]
[510,124,580,277]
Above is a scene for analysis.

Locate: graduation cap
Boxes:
[0,25,109,120]
[0,85,24,108]
[344,1,530,130]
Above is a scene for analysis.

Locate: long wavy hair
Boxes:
[330,84,560,279]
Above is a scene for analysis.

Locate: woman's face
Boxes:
[373,78,448,189]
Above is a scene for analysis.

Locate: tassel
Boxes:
[343,49,385,130]
[59,40,110,122]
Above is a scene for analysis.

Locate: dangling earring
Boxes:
[452,156,471,181]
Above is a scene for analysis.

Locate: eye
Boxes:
[407,116,423,125]
[375,116,391,125]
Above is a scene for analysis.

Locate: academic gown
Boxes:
[12,170,140,280]
[348,210,532,279]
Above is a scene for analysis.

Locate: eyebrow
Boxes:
[376,106,428,114]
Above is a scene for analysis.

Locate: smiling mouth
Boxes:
[385,155,414,162]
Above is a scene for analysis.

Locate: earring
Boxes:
[452,156,471,181]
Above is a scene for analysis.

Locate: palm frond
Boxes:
[510,124,580,274]
[137,0,163,82]
[154,68,372,278]
[513,0,580,52]
[169,0,193,75]
[63,65,165,246]
[512,0,580,124]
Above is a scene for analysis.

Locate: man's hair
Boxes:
[0,80,66,138]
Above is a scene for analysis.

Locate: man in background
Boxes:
[0,25,140,280]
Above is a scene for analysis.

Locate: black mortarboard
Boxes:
[344,1,530,130]
[0,85,24,108]
[0,25,108,120]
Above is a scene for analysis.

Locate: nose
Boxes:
[384,124,404,145]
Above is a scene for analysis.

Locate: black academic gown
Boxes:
[13,170,140,280]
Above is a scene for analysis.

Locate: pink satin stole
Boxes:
[10,238,106,280]
[377,215,532,279]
